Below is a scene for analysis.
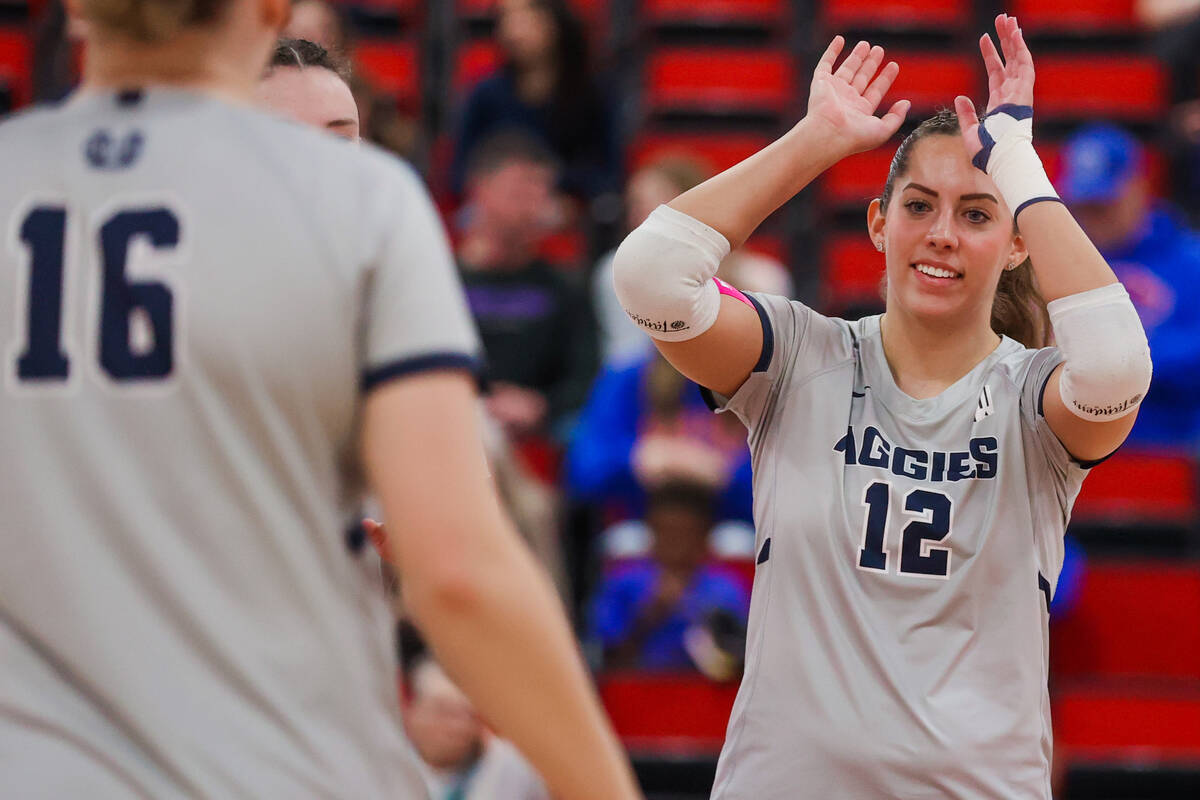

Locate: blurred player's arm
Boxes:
[614,37,907,397]
[362,371,640,800]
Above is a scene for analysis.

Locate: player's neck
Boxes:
[878,312,1001,400]
[80,32,259,106]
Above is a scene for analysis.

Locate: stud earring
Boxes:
[1005,261,1017,271]
[875,241,884,252]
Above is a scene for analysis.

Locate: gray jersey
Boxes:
[0,89,479,798]
[708,294,1089,799]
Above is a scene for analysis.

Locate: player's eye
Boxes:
[965,208,991,224]
[904,199,931,214]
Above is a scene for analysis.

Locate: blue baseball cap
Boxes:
[1058,124,1144,205]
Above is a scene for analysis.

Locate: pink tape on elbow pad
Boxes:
[714,278,753,308]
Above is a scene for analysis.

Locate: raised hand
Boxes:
[807,36,910,158]
[954,14,1036,159]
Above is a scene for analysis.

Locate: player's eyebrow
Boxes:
[903,182,999,204]
[326,119,357,130]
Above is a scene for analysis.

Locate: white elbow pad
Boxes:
[612,205,730,342]
[1048,283,1153,421]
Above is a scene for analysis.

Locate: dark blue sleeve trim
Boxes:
[745,293,774,374]
[1038,571,1052,612]
[698,385,720,412]
[361,352,486,393]
[1037,359,1121,469]
[1014,196,1065,221]
[991,103,1034,120]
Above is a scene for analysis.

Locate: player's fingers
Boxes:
[954,95,979,129]
[834,40,871,82]
[878,99,911,137]
[980,32,1005,81]
[1012,24,1035,70]
[997,14,1021,67]
[863,61,900,110]
[852,45,885,94]
[816,35,844,75]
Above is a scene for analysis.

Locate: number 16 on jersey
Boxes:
[8,202,182,390]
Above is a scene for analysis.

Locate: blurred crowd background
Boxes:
[4,0,1200,797]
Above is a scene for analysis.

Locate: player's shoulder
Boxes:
[0,99,70,148]
[990,339,1059,389]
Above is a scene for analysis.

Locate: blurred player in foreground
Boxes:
[614,15,1151,798]
[0,1,638,798]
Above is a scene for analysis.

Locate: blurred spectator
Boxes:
[1058,124,1200,448]
[593,155,793,364]
[568,350,754,525]
[256,39,359,141]
[451,0,620,206]
[588,481,750,675]
[404,656,551,800]
[282,0,419,161]
[459,131,599,439]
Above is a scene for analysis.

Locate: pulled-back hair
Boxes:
[879,109,1050,349]
[82,0,229,43]
[268,38,352,83]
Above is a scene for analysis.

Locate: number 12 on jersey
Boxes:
[11,204,180,385]
[857,481,954,579]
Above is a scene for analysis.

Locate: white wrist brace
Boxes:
[973,104,1061,220]
[1048,283,1153,421]
[612,205,730,342]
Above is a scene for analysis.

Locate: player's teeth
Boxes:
[915,263,957,279]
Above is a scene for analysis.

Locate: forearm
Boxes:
[405,537,638,800]
[1014,200,1119,302]
[669,117,843,249]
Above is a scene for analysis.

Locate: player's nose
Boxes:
[924,208,958,250]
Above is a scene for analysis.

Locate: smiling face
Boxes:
[868,134,1027,331]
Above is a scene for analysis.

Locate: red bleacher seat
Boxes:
[824,0,970,31]
[823,234,885,311]
[1011,0,1138,34]
[1071,450,1198,528]
[0,26,31,107]
[645,48,797,117]
[453,39,501,93]
[882,52,980,116]
[1052,561,1200,680]
[1036,55,1167,120]
[643,0,788,29]
[354,39,420,109]
[1054,682,1200,762]
[630,131,772,175]
[822,147,894,207]
[599,672,738,753]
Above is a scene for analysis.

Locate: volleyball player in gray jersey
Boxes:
[614,15,1151,799]
[0,1,639,798]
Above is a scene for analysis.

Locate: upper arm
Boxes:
[361,372,512,583]
[654,293,764,398]
[1040,363,1138,463]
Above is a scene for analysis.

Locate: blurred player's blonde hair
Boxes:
[81,0,229,43]
[879,109,1051,349]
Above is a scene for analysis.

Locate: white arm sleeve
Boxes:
[1048,283,1153,421]
[611,204,731,342]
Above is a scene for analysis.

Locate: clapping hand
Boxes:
[806,36,911,159]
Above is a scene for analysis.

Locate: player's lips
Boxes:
[911,261,963,282]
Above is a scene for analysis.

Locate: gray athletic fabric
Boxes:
[0,89,480,799]
[708,293,1088,799]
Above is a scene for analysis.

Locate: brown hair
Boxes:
[82,0,230,43]
[268,37,352,84]
[879,109,1050,349]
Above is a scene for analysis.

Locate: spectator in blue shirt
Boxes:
[567,351,754,524]
[588,481,751,673]
[1058,124,1200,448]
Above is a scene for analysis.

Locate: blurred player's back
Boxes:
[0,89,476,798]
